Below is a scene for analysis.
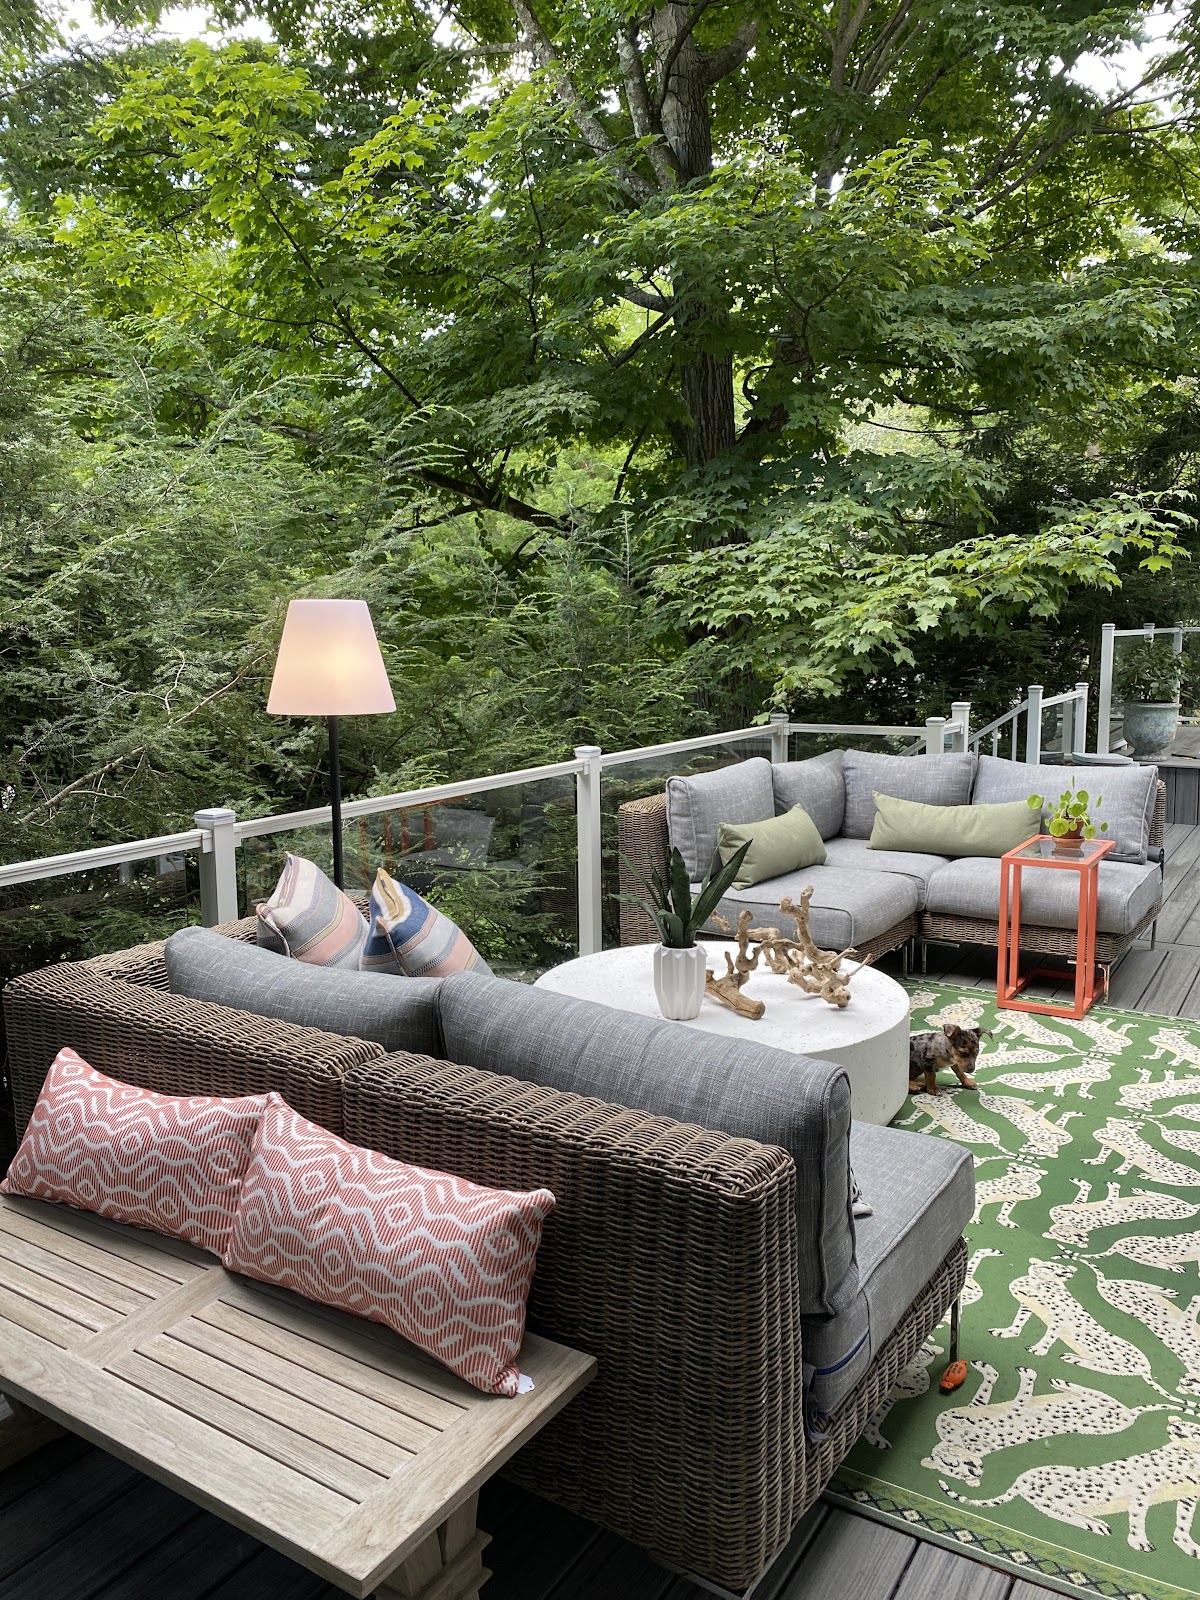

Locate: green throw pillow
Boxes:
[717,805,826,889]
[868,792,1033,859]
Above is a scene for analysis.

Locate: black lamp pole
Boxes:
[328,715,344,890]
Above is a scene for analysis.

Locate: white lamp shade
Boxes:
[267,599,396,717]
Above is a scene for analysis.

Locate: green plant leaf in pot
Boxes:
[617,842,753,948]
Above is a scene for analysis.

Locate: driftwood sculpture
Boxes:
[707,887,873,1014]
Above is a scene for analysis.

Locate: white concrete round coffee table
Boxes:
[534,941,910,1125]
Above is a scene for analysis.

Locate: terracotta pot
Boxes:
[1052,822,1085,855]
[653,944,707,1020]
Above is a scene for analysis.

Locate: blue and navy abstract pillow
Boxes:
[362,868,492,978]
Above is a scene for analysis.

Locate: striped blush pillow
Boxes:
[0,1048,268,1257]
[361,867,491,978]
[256,853,367,968]
[222,1094,554,1395]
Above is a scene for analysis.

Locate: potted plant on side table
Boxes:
[1026,787,1108,855]
[619,841,750,1020]
[1113,638,1182,758]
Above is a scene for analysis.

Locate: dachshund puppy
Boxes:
[908,1024,990,1095]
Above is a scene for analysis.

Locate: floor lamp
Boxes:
[267,599,396,890]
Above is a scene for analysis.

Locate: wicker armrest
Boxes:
[616,792,670,946]
[4,962,384,1137]
[343,1051,802,1592]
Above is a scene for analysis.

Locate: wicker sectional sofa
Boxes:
[618,750,1166,968]
[4,917,970,1595]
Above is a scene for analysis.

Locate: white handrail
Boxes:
[231,760,587,842]
[0,830,206,890]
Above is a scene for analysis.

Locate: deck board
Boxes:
[779,1509,916,1599]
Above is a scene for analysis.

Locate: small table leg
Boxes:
[375,1492,492,1600]
[0,1392,64,1470]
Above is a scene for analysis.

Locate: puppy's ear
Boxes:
[942,1023,956,1039]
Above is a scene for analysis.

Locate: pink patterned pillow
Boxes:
[0,1048,268,1257]
[223,1095,555,1396]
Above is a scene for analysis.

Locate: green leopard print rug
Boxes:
[826,986,1200,1600]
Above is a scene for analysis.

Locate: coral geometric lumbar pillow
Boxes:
[256,852,367,968]
[0,1048,268,1257]
[222,1094,554,1395]
[361,866,491,978]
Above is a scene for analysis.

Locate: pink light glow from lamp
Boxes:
[267,599,395,888]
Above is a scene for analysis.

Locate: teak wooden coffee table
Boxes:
[0,1193,595,1599]
[998,833,1116,1020]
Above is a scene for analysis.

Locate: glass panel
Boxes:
[0,853,202,1165]
[1012,837,1109,861]
[237,776,579,979]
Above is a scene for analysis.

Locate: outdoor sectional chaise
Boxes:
[4,915,971,1596]
[617,750,1166,969]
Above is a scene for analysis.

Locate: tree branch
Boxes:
[702,14,759,84]
[618,279,675,312]
[510,0,656,200]
[419,466,567,528]
[617,20,680,188]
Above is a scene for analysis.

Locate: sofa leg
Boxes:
[1151,919,1158,952]
[939,1297,967,1393]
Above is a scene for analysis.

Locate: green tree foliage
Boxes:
[4,0,1200,870]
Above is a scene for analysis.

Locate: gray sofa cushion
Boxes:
[708,866,919,948]
[165,926,443,1055]
[803,1122,973,1415]
[972,756,1156,864]
[771,751,845,840]
[841,750,977,839]
[436,970,857,1317]
[666,757,774,881]
[821,836,950,909]
[923,855,1161,935]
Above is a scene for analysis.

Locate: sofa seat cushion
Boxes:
[923,856,1161,935]
[436,971,856,1318]
[973,756,1157,864]
[770,751,845,840]
[821,836,950,909]
[802,1122,973,1416]
[707,866,920,948]
[165,926,444,1056]
[841,750,977,840]
[666,757,775,882]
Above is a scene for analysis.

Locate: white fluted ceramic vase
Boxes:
[653,944,707,1020]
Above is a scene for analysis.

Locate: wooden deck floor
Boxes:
[0,1414,1052,1600]
[11,831,1200,1600]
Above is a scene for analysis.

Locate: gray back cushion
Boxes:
[665,756,774,880]
[841,749,978,839]
[165,926,443,1055]
[973,755,1156,864]
[770,750,846,839]
[436,970,856,1317]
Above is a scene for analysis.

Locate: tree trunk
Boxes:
[653,1,737,468]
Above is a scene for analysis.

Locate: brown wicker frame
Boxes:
[2,923,966,1592]
[617,790,917,959]
[920,779,1168,966]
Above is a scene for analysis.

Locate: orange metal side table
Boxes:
[998,834,1115,1020]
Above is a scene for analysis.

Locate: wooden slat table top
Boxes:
[0,1194,596,1598]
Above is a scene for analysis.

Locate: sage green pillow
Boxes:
[717,805,826,889]
[868,792,1033,859]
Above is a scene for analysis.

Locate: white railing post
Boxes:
[925,717,947,755]
[575,746,603,956]
[950,701,971,754]
[769,712,790,764]
[1025,686,1043,765]
[1073,681,1089,755]
[1098,623,1115,753]
[194,808,239,926]
[1175,622,1185,657]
